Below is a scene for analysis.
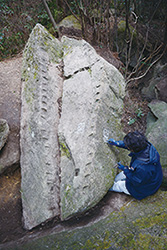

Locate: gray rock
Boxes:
[0,56,21,175]
[58,15,82,39]
[141,62,167,101]
[146,100,167,171]
[155,77,167,103]
[20,24,63,229]
[0,119,9,150]
[58,15,81,30]
[59,36,129,220]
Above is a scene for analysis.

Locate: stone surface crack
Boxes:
[109,85,119,99]
[64,59,100,80]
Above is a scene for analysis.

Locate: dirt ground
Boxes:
[0,168,25,243]
[0,49,148,246]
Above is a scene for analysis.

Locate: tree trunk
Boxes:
[42,0,58,31]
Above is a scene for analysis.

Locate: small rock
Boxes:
[0,119,9,151]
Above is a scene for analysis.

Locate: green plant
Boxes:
[0,0,54,60]
[128,117,136,125]
[136,108,144,118]
[128,108,144,125]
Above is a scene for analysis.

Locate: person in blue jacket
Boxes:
[107,131,163,200]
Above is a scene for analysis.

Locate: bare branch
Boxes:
[64,0,80,22]
[131,11,138,24]
[126,47,166,84]
[127,43,163,81]
[126,27,149,79]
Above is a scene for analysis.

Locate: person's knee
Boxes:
[114,171,126,182]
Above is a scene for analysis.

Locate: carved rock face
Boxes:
[21,24,128,229]
[21,24,63,229]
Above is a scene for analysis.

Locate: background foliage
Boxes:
[0,0,57,59]
[0,0,166,80]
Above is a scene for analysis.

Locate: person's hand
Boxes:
[117,162,127,170]
[107,138,117,146]
[107,139,126,148]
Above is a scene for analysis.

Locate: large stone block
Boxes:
[21,24,129,229]
[20,24,63,229]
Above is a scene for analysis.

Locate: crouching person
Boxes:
[107,131,163,200]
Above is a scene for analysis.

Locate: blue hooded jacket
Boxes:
[116,141,163,200]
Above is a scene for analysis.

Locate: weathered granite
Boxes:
[21,24,63,229]
[59,36,129,220]
[20,24,129,229]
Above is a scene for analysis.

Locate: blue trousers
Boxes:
[109,171,130,195]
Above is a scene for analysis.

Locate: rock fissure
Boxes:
[64,66,90,80]
[109,85,120,100]
[64,59,101,80]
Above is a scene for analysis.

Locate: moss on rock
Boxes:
[7,190,167,250]
[58,15,81,30]
[60,142,71,159]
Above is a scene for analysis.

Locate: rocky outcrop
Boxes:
[20,24,129,229]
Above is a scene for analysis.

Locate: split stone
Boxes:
[20,24,129,229]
